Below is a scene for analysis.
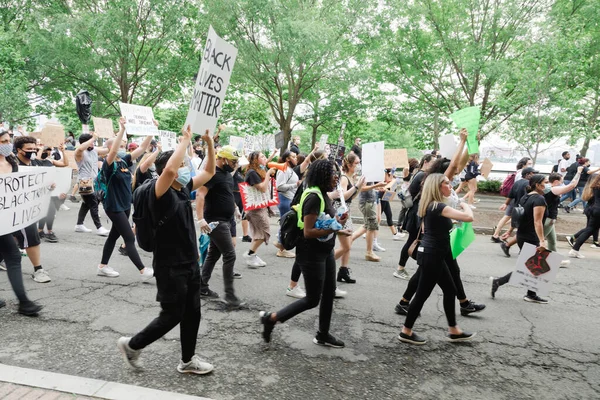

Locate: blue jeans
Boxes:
[277,193,292,217]
[568,188,587,209]
[560,180,576,203]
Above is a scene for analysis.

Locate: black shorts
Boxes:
[13,223,41,249]
[464,173,476,182]
[154,263,201,306]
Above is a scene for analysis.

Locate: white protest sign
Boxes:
[243,135,255,156]
[361,141,385,182]
[185,26,238,136]
[0,167,55,235]
[119,102,159,136]
[319,134,329,151]
[52,168,73,195]
[228,136,244,152]
[509,242,563,296]
[159,130,177,151]
[439,134,458,158]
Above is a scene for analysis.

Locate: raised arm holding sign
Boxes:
[119,103,159,136]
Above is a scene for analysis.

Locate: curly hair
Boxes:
[342,152,359,173]
[278,150,294,165]
[13,135,36,150]
[248,151,266,179]
[305,159,337,192]
[516,157,530,171]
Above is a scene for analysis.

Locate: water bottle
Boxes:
[336,205,348,218]
[208,221,219,234]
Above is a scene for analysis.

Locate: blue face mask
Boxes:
[176,167,191,186]
[117,150,127,159]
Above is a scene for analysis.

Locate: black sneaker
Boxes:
[0,299,5,309]
[564,205,571,213]
[523,294,548,304]
[500,242,511,257]
[44,232,58,243]
[223,294,246,308]
[491,277,500,298]
[490,236,502,243]
[233,271,242,279]
[200,289,220,299]
[313,332,345,348]
[460,300,486,316]
[38,231,45,239]
[394,302,409,315]
[259,311,276,343]
[118,246,128,256]
[566,236,574,248]
[398,332,427,345]
[337,267,356,284]
[18,300,43,316]
[242,235,252,243]
[447,331,476,342]
[68,195,80,203]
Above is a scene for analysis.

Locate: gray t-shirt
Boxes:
[359,184,376,204]
[76,148,99,180]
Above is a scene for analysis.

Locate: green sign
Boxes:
[450,222,476,259]
[450,106,480,154]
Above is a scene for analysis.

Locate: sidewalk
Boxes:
[0,364,211,400]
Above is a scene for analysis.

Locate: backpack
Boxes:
[94,162,117,202]
[500,172,516,197]
[132,178,178,252]
[511,194,532,229]
[279,187,324,250]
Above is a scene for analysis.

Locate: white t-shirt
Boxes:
[558,158,572,176]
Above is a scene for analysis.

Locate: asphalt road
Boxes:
[0,202,599,400]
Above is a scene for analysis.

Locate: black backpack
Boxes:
[132,178,177,252]
[511,194,532,229]
[279,187,324,250]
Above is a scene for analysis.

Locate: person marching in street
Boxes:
[353,179,388,261]
[567,173,600,259]
[562,158,600,213]
[195,145,245,307]
[233,165,251,243]
[462,154,480,208]
[0,129,43,315]
[259,159,353,347]
[274,150,300,258]
[118,125,216,375]
[395,158,419,240]
[96,117,153,280]
[74,132,111,236]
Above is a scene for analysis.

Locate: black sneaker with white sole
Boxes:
[500,242,511,257]
[566,236,574,248]
[394,302,409,315]
[523,294,548,304]
[199,289,220,299]
[313,332,345,348]
[398,332,427,345]
[447,331,476,342]
[460,300,486,316]
[259,311,276,343]
[490,236,502,243]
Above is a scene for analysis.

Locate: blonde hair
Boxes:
[418,173,446,217]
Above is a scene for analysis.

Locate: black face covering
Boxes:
[41,152,50,159]
[195,150,203,157]
[23,151,36,160]
[222,161,234,173]
[87,147,94,151]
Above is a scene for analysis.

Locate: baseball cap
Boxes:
[521,167,538,176]
[128,142,139,151]
[217,145,240,160]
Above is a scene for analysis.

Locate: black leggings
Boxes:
[0,234,30,302]
[381,200,394,226]
[77,192,102,229]
[573,208,600,251]
[39,197,63,232]
[404,250,457,329]
[290,260,302,283]
[402,252,467,302]
[398,208,419,267]
[101,209,145,271]
[277,250,336,334]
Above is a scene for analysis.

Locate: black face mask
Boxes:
[222,162,234,173]
[23,151,36,160]
[41,152,50,159]
[87,147,94,151]
[195,150,203,157]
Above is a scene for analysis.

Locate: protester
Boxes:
[353,179,388,261]
[232,165,251,242]
[462,154,480,208]
[289,136,301,155]
[568,174,600,258]
[96,117,153,280]
[259,159,352,347]
[350,137,362,159]
[398,173,476,345]
[117,126,216,375]
[0,130,43,315]
[274,150,300,258]
[395,158,419,239]
[74,133,111,236]
[563,158,600,212]
[378,169,400,238]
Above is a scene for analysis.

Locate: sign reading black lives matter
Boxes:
[185,26,238,137]
[0,167,55,235]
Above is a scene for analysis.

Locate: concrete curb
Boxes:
[0,363,212,400]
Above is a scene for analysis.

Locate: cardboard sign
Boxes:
[362,142,385,182]
[509,242,563,296]
[41,122,65,148]
[119,102,159,136]
[450,107,480,154]
[159,130,177,151]
[480,157,493,179]
[92,117,115,139]
[439,134,458,158]
[185,26,238,136]
[0,167,55,235]
[238,179,279,211]
[30,131,42,140]
[383,149,409,169]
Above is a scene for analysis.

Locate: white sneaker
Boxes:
[276,249,295,258]
[177,355,214,375]
[98,265,120,277]
[286,286,306,299]
[32,269,51,283]
[568,249,585,259]
[393,232,406,241]
[469,205,477,210]
[373,242,386,252]
[97,226,110,236]
[560,259,571,267]
[117,337,142,369]
[140,267,154,282]
[75,224,92,233]
[59,204,70,211]
[243,253,263,268]
[334,288,347,298]
[362,233,366,239]
[393,269,411,280]
[255,255,267,267]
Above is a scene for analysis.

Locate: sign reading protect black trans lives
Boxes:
[185,26,238,137]
[0,167,55,235]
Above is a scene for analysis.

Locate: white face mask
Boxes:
[0,143,13,157]
[543,183,552,194]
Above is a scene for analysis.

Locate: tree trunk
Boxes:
[580,136,590,158]
[433,109,440,150]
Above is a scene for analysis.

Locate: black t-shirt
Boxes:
[351,145,362,159]
[293,165,304,181]
[203,167,236,222]
[409,170,426,200]
[134,168,154,191]
[517,193,547,244]
[564,162,579,181]
[577,166,590,187]
[508,179,529,202]
[245,169,262,186]
[152,180,198,267]
[420,203,452,253]
[297,192,336,255]
[290,144,300,155]
[544,190,560,220]
[17,158,43,167]
[102,154,133,212]
[232,170,244,192]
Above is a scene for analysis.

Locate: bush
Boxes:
[477,179,502,193]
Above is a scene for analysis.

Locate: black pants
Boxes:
[404,250,457,329]
[573,208,600,251]
[77,192,102,229]
[402,252,467,302]
[39,197,63,232]
[129,263,201,363]
[290,260,302,282]
[381,200,394,226]
[277,250,336,334]
[0,234,30,302]
[497,238,536,297]
[101,209,145,271]
[200,221,236,296]
[398,207,419,267]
